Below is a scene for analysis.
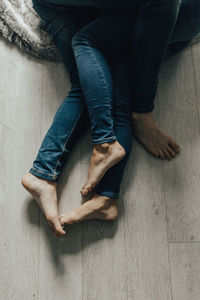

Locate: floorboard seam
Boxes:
[191,45,200,133]
[168,241,200,244]
[157,88,174,300]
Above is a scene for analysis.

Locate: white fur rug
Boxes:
[0,0,199,62]
[0,0,61,61]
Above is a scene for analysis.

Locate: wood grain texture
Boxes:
[81,164,127,300]
[169,243,200,300]
[122,138,172,300]
[0,38,42,300]
[1,36,200,300]
[158,44,200,242]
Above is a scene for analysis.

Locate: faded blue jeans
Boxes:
[30,1,133,198]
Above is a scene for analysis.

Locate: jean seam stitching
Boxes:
[73,38,115,139]
[85,40,115,138]
[30,167,55,177]
[92,136,116,142]
[86,41,112,107]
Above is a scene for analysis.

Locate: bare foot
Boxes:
[59,194,118,227]
[81,141,125,196]
[21,172,66,237]
[132,112,181,160]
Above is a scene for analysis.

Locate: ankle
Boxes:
[132,111,153,121]
[95,197,118,220]
[91,195,117,211]
[94,142,110,153]
[94,141,119,154]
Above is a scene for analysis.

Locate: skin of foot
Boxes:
[132,111,181,160]
[81,140,125,196]
[21,172,66,238]
[59,194,118,226]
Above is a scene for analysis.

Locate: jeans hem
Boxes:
[95,190,118,199]
[92,136,116,144]
[132,105,154,114]
[29,167,58,182]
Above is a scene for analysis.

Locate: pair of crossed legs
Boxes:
[71,0,200,193]
[22,3,133,236]
[22,0,200,237]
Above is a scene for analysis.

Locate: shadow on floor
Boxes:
[26,195,124,274]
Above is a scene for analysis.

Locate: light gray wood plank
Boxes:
[122,136,172,300]
[169,243,200,300]
[81,163,127,300]
[157,45,200,242]
[191,42,200,108]
[0,39,42,300]
[191,43,200,137]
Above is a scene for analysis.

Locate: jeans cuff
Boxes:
[95,189,118,199]
[29,167,58,182]
[92,136,116,145]
[132,104,154,114]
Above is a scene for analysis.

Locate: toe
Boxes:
[158,150,165,160]
[55,221,66,236]
[47,217,66,236]
[169,141,181,153]
[81,186,89,196]
[84,182,92,191]
[164,149,172,160]
[55,222,66,236]
[59,215,66,226]
[81,189,86,196]
[81,184,86,194]
[59,214,65,222]
[167,146,176,158]
[153,150,160,158]
[59,213,76,227]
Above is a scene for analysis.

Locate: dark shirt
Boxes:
[34,0,136,11]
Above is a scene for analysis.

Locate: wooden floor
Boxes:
[1,36,200,300]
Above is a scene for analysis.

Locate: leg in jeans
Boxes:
[34,3,126,197]
[131,0,200,160]
[71,0,181,185]
[72,12,134,195]
[95,56,133,198]
[22,2,132,235]
[22,2,97,237]
[72,0,195,161]
[59,56,133,226]
[132,0,200,159]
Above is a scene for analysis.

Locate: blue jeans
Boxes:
[72,0,200,142]
[30,0,200,198]
[30,1,133,198]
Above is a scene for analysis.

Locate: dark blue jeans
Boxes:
[30,1,133,198]
[72,0,200,142]
[30,0,200,198]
